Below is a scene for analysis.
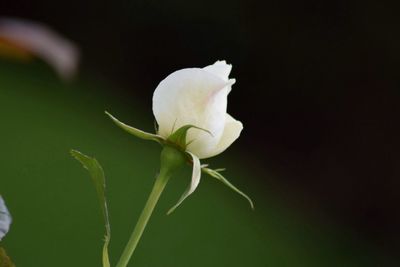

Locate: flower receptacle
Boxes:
[159,145,186,177]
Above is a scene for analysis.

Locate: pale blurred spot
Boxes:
[0,18,80,80]
[0,196,11,241]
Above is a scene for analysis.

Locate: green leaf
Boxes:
[167,152,201,215]
[167,125,211,150]
[202,167,254,210]
[105,111,164,144]
[70,150,111,267]
[0,247,15,267]
[0,196,11,242]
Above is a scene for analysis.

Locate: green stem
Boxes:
[115,170,170,267]
[115,146,185,267]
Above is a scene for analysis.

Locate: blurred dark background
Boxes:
[2,0,400,262]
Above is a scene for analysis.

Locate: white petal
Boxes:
[204,114,243,158]
[203,60,232,81]
[153,68,233,158]
[167,152,201,214]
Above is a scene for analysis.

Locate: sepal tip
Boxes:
[202,167,254,210]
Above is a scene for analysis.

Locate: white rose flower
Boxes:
[152,60,243,159]
[106,61,252,214]
[74,61,252,267]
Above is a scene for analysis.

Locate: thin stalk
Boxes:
[115,146,185,267]
[115,170,170,267]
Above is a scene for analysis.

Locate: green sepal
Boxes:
[105,111,164,144]
[167,151,201,215]
[0,247,15,267]
[202,167,254,210]
[70,150,111,267]
[167,125,211,150]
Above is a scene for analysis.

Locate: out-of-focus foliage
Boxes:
[0,247,15,267]
[70,150,110,267]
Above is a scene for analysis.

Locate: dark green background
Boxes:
[2,0,400,265]
[0,61,396,266]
